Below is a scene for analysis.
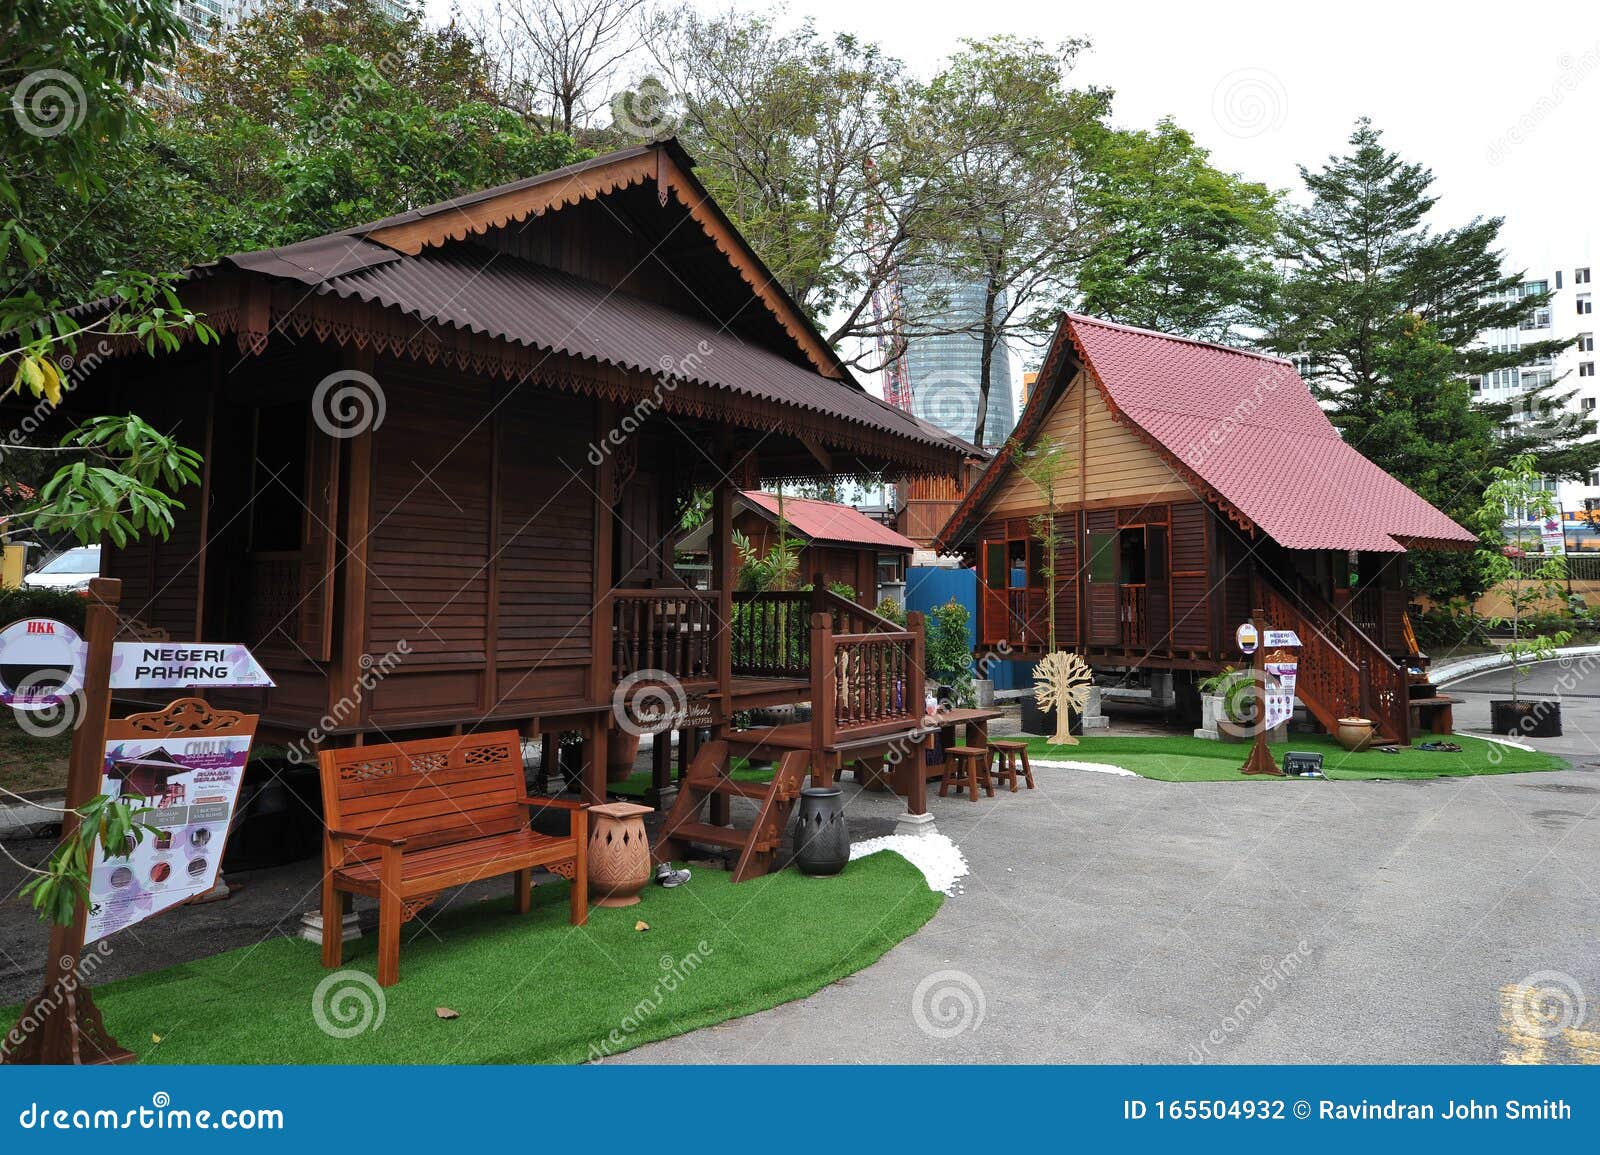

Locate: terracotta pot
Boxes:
[586,801,654,907]
[605,731,641,784]
[1336,717,1375,752]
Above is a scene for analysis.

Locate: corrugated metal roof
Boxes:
[741,491,917,550]
[1065,314,1477,552]
[310,248,955,453]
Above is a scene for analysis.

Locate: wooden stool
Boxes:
[990,740,1035,792]
[939,746,995,802]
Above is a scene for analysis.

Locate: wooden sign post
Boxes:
[1239,606,1283,777]
[4,577,133,1065]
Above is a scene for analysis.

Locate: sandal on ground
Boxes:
[1419,741,1462,752]
[1374,745,1400,754]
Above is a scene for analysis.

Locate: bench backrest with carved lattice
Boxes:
[318,731,527,862]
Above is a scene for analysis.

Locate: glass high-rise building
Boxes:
[900,281,1017,448]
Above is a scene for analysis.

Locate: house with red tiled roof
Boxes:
[680,491,917,603]
[936,313,1477,744]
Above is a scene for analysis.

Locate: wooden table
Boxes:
[849,707,1005,815]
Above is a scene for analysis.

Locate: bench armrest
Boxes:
[326,827,407,849]
[517,796,588,812]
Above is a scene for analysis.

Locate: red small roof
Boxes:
[1064,315,1477,553]
[742,492,916,551]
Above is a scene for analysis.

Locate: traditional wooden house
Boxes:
[677,490,917,603]
[935,314,1477,744]
[32,140,966,808]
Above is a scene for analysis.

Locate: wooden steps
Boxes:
[653,741,811,882]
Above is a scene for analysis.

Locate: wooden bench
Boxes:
[1408,695,1459,736]
[318,730,588,988]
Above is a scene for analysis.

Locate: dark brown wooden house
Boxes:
[42,140,966,803]
[677,490,917,602]
[936,314,1477,744]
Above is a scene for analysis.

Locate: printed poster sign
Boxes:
[0,618,85,710]
[1540,517,1567,557]
[1263,648,1299,732]
[109,641,275,689]
[84,723,256,945]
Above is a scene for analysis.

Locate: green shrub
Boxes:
[0,587,88,632]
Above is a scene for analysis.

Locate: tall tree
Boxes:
[469,0,652,134]
[1266,119,1592,483]
[645,7,955,372]
[917,37,1107,445]
[1073,118,1279,342]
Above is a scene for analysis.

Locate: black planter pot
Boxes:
[1490,699,1562,738]
[1019,695,1081,738]
[793,787,849,876]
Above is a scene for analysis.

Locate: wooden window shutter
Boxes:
[298,422,340,660]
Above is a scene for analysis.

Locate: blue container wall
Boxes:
[905,567,977,652]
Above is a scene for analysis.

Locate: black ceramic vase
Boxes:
[794,786,849,876]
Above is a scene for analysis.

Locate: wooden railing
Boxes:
[811,611,925,747]
[730,591,811,678]
[1120,584,1148,650]
[1257,578,1409,744]
[611,589,716,683]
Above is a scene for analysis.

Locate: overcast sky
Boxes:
[440,0,1600,272]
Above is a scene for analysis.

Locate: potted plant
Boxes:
[1479,454,1570,737]
[924,599,977,708]
[1195,666,1256,742]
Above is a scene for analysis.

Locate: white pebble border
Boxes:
[1029,758,1139,777]
[850,832,969,895]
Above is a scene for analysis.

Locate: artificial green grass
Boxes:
[1017,732,1566,782]
[607,755,769,799]
[2,851,939,1065]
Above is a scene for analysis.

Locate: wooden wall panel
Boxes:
[367,373,493,667]
[1169,502,1211,652]
[496,389,595,668]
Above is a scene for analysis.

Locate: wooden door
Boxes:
[1145,523,1171,653]
[1085,528,1120,647]
[980,539,1008,645]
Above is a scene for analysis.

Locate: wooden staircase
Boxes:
[1255,575,1411,745]
[652,741,811,883]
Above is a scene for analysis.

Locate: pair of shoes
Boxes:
[1375,745,1401,754]
[1419,741,1462,752]
[655,862,691,888]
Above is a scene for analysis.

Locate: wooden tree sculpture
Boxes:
[1033,651,1092,746]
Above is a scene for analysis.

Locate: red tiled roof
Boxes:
[742,492,916,551]
[1062,315,1476,553]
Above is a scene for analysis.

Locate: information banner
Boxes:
[84,716,257,945]
[109,641,275,689]
[1263,648,1299,732]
